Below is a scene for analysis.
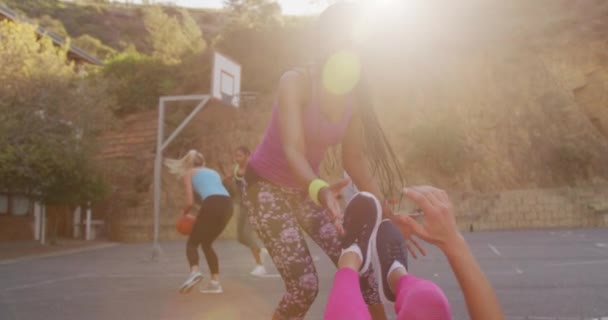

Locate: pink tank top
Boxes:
[248,72,354,189]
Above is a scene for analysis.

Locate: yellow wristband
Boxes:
[308,179,329,206]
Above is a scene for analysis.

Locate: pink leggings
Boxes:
[324,268,451,320]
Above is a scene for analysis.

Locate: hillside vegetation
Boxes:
[3,0,608,193]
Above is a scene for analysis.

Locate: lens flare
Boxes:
[322,50,361,96]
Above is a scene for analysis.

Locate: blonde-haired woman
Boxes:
[165,150,232,294]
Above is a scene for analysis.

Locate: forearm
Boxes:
[182,203,193,214]
[285,148,320,188]
[443,237,504,320]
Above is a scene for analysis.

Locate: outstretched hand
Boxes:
[393,186,462,252]
[384,199,426,259]
[318,178,350,235]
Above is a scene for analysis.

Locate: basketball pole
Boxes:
[152,94,210,261]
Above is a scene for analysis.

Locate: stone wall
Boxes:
[107,201,241,243]
[108,182,608,242]
[453,183,608,231]
[106,166,243,242]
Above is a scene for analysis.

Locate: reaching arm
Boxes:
[443,236,503,320]
[277,70,317,188]
[397,186,504,320]
[182,171,195,214]
[276,70,349,232]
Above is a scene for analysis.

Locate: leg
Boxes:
[179,207,207,293]
[324,252,372,320]
[199,196,233,280]
[295,197,384,318]
[244,181,319,320]
[237,202,263,265]
[375,220,451,319]
[392,273,451,320]
[186,207,207,272]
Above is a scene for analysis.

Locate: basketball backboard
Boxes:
[212,52,241,108]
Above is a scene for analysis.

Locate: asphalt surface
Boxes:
[1,228,607,320]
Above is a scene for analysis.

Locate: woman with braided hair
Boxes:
[242,2,424,319]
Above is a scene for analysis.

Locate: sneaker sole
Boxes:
[179,275,203,294]
[199,289,223,294]
[371,219,394,304]
[354,192,383,275]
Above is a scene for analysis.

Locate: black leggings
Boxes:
[186,195,233,274]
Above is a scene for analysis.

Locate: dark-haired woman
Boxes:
[231,146,267,276]
[242,2,423,319]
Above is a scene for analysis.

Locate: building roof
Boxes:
[0,5,104,66]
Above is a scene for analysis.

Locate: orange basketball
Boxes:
[176,214,195,236]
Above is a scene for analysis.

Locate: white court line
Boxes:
[2,272,282,292]
[2,274,91,292]
[0,243,118,266]
[488,244,502,256]
[485,271,523,276]
[548,259,608,267]
[487,244,523,275]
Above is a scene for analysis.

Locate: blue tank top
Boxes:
[191,168,229,200]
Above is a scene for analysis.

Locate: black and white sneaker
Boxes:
[341,192,383,274]
[373,220,409,303]
[179,271,203,294]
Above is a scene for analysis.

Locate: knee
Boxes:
[186,238,198,250]
[200,242,213,253]
[296,273,319,306]
[405,280,451,320]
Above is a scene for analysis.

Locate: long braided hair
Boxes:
[317,2,406,199]
[355,74,406,199]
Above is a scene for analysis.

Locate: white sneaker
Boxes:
[179,271,203,294]
[199,280,223,294]
[250,265,267,277]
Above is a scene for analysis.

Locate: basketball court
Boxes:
[1,228,607,320]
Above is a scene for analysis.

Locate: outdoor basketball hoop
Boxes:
[212,52,241,108]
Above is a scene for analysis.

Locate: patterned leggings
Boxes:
[244,179,379,319]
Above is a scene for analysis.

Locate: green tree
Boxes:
[73,34,116,61]
[102,46,176,114]
[35,14,69,38]
[223,0,283,28]
[0,20,112,206]
[142,6,206,64]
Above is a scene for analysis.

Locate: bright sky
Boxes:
[118,1,329,15]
